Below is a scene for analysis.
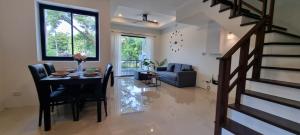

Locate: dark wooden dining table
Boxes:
[40,73,103,131]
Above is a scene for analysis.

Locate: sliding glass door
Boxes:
[120,35,145,76]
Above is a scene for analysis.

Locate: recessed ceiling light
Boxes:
[153,20,158,22]
[118,13,123,17]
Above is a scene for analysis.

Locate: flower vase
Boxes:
[77,62,84,73]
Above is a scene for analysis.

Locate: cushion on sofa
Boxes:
[157,71,177,81]
[174,64,182,73]
[181,64,193,71]
[167,63,175,72]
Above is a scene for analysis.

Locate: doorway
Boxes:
[120,35,145,76]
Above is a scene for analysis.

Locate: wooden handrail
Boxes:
[220,20,266,60]
[211,1,276,134]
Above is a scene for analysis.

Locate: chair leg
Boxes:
[38,106,43,127]
[51,102,55,112]
[97,101,102,122]
[71,103,77,121]
[104,100,108,116]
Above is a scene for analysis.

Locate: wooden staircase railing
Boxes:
[214,20,266,135]
[212,0,275,30]
[213,0,276,135]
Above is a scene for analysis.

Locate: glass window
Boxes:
[39,3,99,61]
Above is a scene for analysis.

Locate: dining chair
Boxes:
[28,64,77,127]
[79,64,113,122]
[43,63,56,75]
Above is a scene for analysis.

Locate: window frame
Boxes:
[39,3,99,61]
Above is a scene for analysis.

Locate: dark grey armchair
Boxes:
[156,63,197,87]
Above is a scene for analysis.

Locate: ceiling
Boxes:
[110,0,196,29]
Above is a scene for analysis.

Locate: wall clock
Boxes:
[169,29,184,53]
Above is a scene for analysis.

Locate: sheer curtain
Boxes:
[142,36,154,60]
[111,32,122,76]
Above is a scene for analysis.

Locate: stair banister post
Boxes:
[238,0,242,15]
[233,0,238,16]
[268,0,275,31]
[252,22,266,79]
[214,57,232,135]
[235,38,250,106]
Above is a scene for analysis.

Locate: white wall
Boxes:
[0,0,111,108]
[274,0,300,34]
[159,22,239,89]
[0,41,5,111]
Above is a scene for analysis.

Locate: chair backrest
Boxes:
[44,63,56,75]
[100,64,113,97]
[28,64,50,105]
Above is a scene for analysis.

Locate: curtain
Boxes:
[142,36,154,60]
[111,32,122,76]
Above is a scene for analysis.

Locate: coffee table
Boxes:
[139,71,161,87]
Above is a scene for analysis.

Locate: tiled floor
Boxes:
[0,77,217,135]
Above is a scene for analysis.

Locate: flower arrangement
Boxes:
[73,53,87,64]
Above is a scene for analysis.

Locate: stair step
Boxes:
[219,6,231,13]
[272,25,288,31]
[240,12,261,20]
[266,30,300,39]
[240,22,288,31]
[228,104,300,134]
[262,54,300,57]
[240,21,258,26]
[230,13,261,20]
[264,42,300,45]
[244,90,300,109]
[247,78,300,89]
[223,118,262,135]
[220,0,233,6]
[261,66,300,72]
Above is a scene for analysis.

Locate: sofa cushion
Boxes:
[181,64,193,71]
[174,64,182,72]
[157,71,177,81]
[167,63,175,72]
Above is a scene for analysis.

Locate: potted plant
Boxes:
[155,58,167,69]
[142,59,155,72]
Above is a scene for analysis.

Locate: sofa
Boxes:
[156,63,197,88]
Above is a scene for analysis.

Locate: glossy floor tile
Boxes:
[0,77,217,135]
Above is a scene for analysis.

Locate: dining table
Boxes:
[40,72,103,131]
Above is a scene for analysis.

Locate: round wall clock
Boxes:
[169,29,184,53]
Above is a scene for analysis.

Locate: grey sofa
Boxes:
[156,63,197,88]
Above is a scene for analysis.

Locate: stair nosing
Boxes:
[229,104,300,134]
[264,42,300,45]
[247,78,300,89]
[262,54,300,57]
[244,90,300,109]
[266,30,300,39]
[261,66,300,72]
[223,118,262,135]
[240,21,259,26]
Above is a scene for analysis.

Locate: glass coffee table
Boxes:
[140,71,161,87]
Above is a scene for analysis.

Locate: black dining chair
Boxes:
[28,64,77,127]
[43,63,65,90]
[79,64,113,122]
[43,63,56,75]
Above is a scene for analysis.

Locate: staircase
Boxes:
[198,0,300,135]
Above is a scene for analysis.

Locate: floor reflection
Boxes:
[117,77,151,114]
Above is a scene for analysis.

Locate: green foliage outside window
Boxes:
[45,9,96,57]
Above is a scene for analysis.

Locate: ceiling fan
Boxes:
[132,13,159,25]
